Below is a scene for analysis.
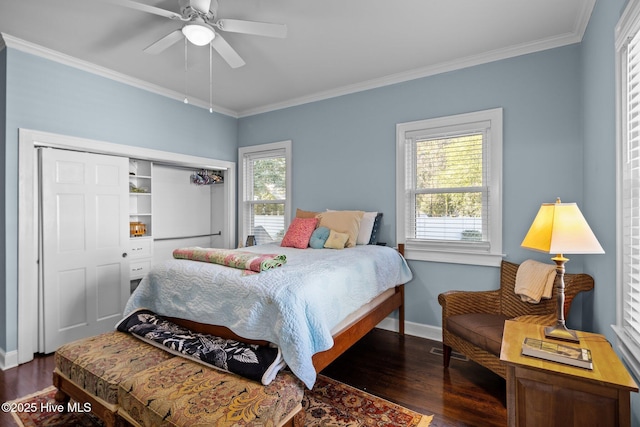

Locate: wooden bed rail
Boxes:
[167,243,409,379]
[312,284,405,372]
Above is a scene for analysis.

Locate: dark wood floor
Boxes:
[0,350,57,427]
[322,328,507,427]
[0,329,506,427]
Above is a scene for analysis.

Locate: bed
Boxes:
[124,242,412,388]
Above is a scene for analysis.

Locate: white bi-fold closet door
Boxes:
[39,148,130,353]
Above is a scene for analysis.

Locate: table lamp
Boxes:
[521,198,604,342]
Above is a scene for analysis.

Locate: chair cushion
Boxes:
[55,331,175,404]
[446,313,510,356]
[118,357,304,427]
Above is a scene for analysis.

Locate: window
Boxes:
[614,0,640,380]
[396,108,503,266]
[238,141,291,246]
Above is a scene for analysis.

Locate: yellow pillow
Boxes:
[324,230,350,249]
[316,210,364,248]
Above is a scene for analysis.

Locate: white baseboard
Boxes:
[0,348,19,371]
[377,318,442,342]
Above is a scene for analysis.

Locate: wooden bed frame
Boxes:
[167,243,407,373]
[167,283,405,373]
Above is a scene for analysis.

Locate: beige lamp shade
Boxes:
[521,200,604,255]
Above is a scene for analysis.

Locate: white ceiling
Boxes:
[0,0,595,117]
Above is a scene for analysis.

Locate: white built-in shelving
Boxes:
[128,159,153,287]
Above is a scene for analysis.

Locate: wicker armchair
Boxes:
[437,260,594,379]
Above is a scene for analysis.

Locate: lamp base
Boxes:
[544,324,580,343]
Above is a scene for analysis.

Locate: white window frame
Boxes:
[396,108,503,266]
[238,140,292,246]
[614,0,640,381]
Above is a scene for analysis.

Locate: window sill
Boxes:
[403,243,504,266]
[612,325,640,383]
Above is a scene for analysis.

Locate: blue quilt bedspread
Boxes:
[124,243,413,388]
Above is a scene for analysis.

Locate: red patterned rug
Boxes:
[8,375,432,427]
[305,375,432,426]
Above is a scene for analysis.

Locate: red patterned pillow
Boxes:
[281,217,318,248]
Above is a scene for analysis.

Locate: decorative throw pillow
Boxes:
[368,213,383,244]
[316,210,364,248]
[295,208,319,219]
[309,226,331,249]
[280,217,318,249]
[324,230,350,249]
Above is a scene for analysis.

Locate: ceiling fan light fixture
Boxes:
[182,22,215,46]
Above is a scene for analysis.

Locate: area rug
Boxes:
[305,375,432,426]
[8,375,432,427]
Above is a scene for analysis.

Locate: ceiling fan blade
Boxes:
[216,19,287,38]
[144,29,184,54]
[101,0,182,20]
[211,34,246,68]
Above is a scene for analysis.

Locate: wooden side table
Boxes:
[500,320,638,427]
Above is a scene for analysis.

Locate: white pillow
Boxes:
[356,211,378,245]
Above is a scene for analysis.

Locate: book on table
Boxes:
[521,337,593,370]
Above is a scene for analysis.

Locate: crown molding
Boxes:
[239,33,588,118]
[238,0,595,117]
[0,33,238,118]
[575,0,597,38]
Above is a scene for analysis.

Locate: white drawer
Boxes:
[130,260,151,279]
[129,238,152,258]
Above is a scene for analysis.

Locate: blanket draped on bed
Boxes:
[116,308,286,385]
[172,247,286,273]
[125,244,413,388]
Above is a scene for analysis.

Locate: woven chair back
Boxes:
[498,260,594,319]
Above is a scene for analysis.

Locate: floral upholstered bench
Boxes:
[117,357,305,427]
[53,330,305,427]
[53,331,175,427]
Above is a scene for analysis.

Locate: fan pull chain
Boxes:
[209,45,213,113]
[183,38,189,104]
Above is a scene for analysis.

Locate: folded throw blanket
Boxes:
[514,259,557,303]
[172,247,286,273]
[116,309,286,385]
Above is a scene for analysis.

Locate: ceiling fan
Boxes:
[103,0,287,68]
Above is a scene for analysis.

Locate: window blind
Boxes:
[404,130,489,244]
[243,149,287,201]
[242,148,287,242]
[622,28,640,348]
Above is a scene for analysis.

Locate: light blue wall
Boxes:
[1,48,238,353]
[581,1,639,425]
[238,45,587,328]
[6,50,237,156]
[581,0,624,343]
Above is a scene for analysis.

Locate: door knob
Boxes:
[122,252,128,258]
